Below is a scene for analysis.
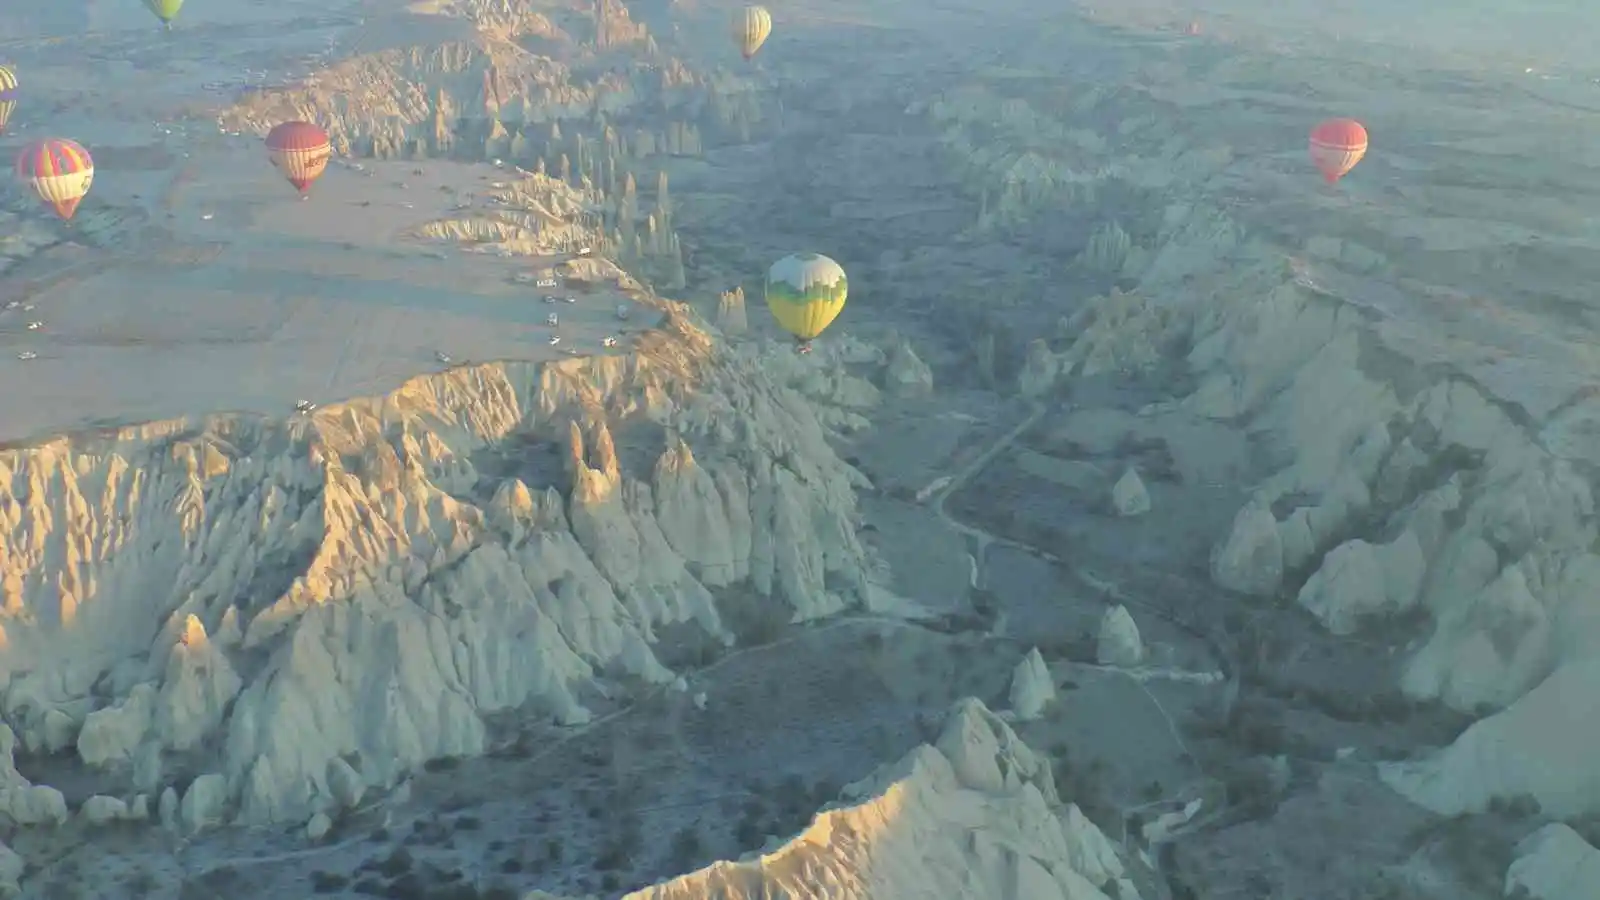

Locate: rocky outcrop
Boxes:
[1109,468,1150,517]
[715,286,748,336]
[884,339,934,398]
[1096,605,1144,667]
[1019,339,1060,397]
[1008,648,1055,721]
[1503,824,1600,900]
[1209,501,1284,597]
[628,698,1141,900]
[0,298,879,827]
[0,840,19,897]
[930,62,1600,818]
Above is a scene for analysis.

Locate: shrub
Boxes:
[377,848,414,878]
[311,871,350,893]
[670,825,704,868]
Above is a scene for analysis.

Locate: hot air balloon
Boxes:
[1309,118,1368,184]
[765,253,847,353]
[731,5,773,60]
[15,138,94,221]
[143,0,185,29]
[265,121,332,196]
[0,66,16,135]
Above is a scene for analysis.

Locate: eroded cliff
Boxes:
[0,294,894,829]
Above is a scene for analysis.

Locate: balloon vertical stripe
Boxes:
[15,138,94,220]
[265,121,333,195]
[1309,118,1368,184]
[731,6,772,60]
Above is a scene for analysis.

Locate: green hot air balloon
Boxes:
[143,0,185,29]
[765,253,847,353]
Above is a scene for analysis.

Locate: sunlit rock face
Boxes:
[0,300,891,827]
[630,698,1138,900]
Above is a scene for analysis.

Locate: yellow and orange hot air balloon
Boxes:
[1308,118,1368,184]
[15,138,94,220]
[264,120,332,196]
[0,66,17,135]
[731,5,773,60]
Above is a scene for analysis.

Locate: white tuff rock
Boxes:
[1008,648,1056,721]
[1210,501,1284,597]
[181,774,228,833]
[628,698,1131,900]
[1097,605,1144,667]
[1295,535,1426,635]
[1110,467,1151,517]
[1503,824,1600,900]
[307,812,333,842]
[81,795,130,826]
[1381,657,1600,817]
[0,841,19,898]
[884,340,934,397]
[1018,339,1060,398]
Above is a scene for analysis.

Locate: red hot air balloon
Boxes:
[15,138,94,220]
[264,121,332,196]
[1308,118,1368,184]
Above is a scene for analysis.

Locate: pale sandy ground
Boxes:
[0,0,631,443]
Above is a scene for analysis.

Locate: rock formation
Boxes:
[1110,467,1150,517]
[630,698,1141,900]
[884,338,934,397]
[0,294,881,827]
[715,286,748,336]
[0,841,18,897]
[933,62,1600,820]
[1018,338,1060,397]
[1008,648,1056,721]
[1503,824,1600,900]
[1096,605,1144,667]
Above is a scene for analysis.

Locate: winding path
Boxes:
[928,401,1053,584]
[920,397,1232,898]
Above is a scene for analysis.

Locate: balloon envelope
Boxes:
[15,138,94,221]
[265,121,332,194]
[0,66,16,135]
[765,253,848,341]
[142,0,185,24]
[731,5,773,60]
[1309,118,1368,184]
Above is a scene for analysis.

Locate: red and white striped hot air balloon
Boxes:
[264,120,332,196]
[15,138,94,220]
[1308,118,1368,185]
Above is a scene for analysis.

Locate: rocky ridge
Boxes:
[0,278,902,833]
[626,698,1140,900]
[917,55,1600,827]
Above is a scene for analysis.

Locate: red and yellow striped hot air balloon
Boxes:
[1308,118,1368,185]
[15,138,94,221]
[264,120,332,196]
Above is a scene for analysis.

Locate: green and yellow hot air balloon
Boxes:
[0,66,16,135]
[765,253,847,353]
[142,0,186,29]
